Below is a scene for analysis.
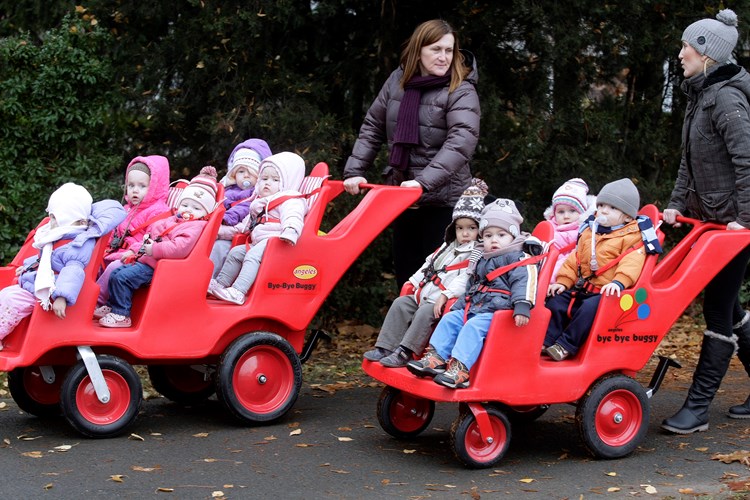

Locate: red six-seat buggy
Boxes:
[363,205,750,468]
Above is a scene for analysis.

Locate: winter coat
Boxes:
[107,155,171,261]
[555,220,646,291]
[407,240,477,304]
[343,51,480,208]
[668,64,750,228]
[237,152,307,245]
[132,216,208,269]
[222,184,254,226]
[19,200,127,305]
[549,220,581,280]
[452,238,538,318]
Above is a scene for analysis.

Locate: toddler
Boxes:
[407,199,539,389]
[209,152,306,305]
[0,183,126,346]
[544,178,660,360]
[543,178,595,280]
[363,179,487,367]
[94,156,171,317]
[98,167,220,328]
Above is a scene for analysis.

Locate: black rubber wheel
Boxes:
[7,366,66,417]
[147,364,215,405]
[575,374,649,459]
[376,386,435,439]
[60,355,142,438]
[216,332,302,424]
[450,404,512,469]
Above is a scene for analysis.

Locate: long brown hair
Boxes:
[399,19,469,92]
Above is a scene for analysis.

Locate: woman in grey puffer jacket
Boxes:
[343,19,480,286]
[661,9,750,435]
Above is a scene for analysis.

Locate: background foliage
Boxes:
[1,1,748,327]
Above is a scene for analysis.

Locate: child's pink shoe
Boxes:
[93,305,111,319]
[213,286,246,305]
[99,313,132,328]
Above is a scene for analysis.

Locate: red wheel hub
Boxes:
[233,346,293,413]
[464,415,507,461]
[24,368,61,405]
[390,393,432,433]
[595,389,643,446]
[75,370,131,425]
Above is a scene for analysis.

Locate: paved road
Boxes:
[2,367,750,499]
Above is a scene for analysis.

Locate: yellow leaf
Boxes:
[43,483,53,490]
[192,432,209,438]
[132,465,160,472]
[295,443,310,448]
[337,437,353,442]
[290,429,302,436]
[607,487,620,492]
[211,492,224,498]
[403,449,416,454]
[156,487,174,492]
[203,458,217,462]
[22,451,44,458]
[695,447,709,452]
[520,478,535,483]
[129,434,145,441]
[110,475,126,483]
[606,472,617,476]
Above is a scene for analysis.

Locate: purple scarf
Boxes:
[390,74,451,170]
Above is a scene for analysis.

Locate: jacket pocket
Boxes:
[696,190,737,223]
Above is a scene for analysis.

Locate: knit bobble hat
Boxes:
[682,9,739,63]
[551,178,590,216]
[47,183,93,227]
[445,178,489,243]
[596,178,640,219]
[228,149,262,183]
[480,198,523,238]
[178,166,220,215]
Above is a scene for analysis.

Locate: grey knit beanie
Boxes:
[597,178,640,219]
[479,199,523,238]
[682,9,739,63]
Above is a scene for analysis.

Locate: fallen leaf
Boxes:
[338,427,352,431]
[263,435,277,441]
[695,447,709,452]
[52,444,75,452]
[337,437,353,442]
[520,478,535,483]
[156,487,174,492]
[129,434,145,441]
[18,435,42,441]
[110,475,126,482]
[712,450,750,465]
[211,492,224,498]
[607,487,620,492]
[403,449,416,454]
[22,451,44,458]
[641,484,657,494]
[150,433,162,436]
[0,402,7,409]
[290,429,302,436]
[381,479,390,485]
[43,483,53,490]
[606,472,617,476]
[295,443,311,448]
[203,458,218,463]
[678,488,694,494]
[192,432,209,438]
[132,465,161,472]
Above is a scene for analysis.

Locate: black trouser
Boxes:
[703,245,750,338]
[392,206,453,288]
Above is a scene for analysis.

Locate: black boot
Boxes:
[662,330,737,434]
[729,311,750,418]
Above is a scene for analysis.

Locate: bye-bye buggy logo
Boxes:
[293,265,318,280]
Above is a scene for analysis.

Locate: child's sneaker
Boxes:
[545,343,569,361]
[207,278,223,297]
[99,312,132,328]
[406,347,446,377]
[214,286,246,305]
[380,346,412,368]
[363,347,392,362]
[434,358,470,389]
[93,305,111,319]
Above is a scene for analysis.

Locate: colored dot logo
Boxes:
[615,288,650,327]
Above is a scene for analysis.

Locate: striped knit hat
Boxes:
[444,178,489,243]
[178,166,219,215]
[552,178,590,215]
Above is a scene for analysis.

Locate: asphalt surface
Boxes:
[2,365,750,499]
